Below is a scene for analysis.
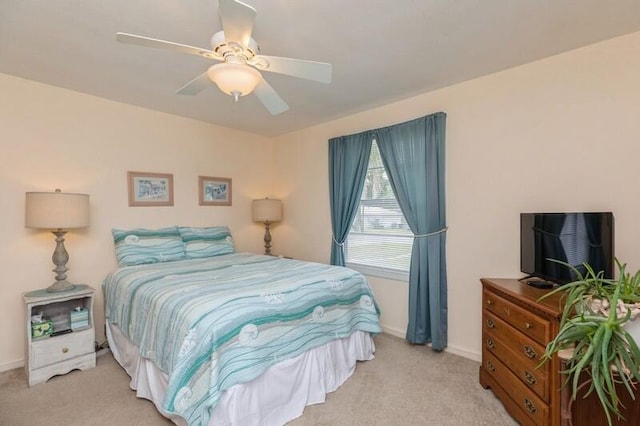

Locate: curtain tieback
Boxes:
[414,226,448,239]
[332,236,345,246]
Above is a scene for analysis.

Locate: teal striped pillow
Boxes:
[178,226,235,259]
[112,227,186,266]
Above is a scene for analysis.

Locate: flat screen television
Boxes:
[520,212,614,284]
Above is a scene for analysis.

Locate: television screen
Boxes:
[520,212,614,283]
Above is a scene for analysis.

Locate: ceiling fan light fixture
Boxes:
[207,63,261,99]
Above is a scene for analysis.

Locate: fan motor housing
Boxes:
[211,31,259,63]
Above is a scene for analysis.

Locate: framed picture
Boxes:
[128,171,174,207]
[199,176,232,206]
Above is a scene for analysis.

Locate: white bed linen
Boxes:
[107,322,375,425]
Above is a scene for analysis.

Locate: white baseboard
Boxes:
[380,324,405,339]
[380,324,481,362]
[446,345,481,362]
[0,359,24,373]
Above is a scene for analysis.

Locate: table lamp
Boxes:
[252,198,282,255]
[25,189,90,292]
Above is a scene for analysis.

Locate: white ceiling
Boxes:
[2,0,640,137]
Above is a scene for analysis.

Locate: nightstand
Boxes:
[23,285,96,386]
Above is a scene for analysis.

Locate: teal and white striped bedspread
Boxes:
[103,253,381,426]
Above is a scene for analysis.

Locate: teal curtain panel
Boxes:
[328,133,373,266]
[376,112,447,350]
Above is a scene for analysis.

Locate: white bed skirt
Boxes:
[107,322,375,426]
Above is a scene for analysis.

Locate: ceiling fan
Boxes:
[116,0,332,115]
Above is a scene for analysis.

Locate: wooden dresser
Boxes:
[479,278,564,426]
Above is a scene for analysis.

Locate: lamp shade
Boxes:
[252,198,282,223]
[207,63,261,98]
[25,191,90,230]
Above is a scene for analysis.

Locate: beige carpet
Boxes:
[0,334,517,426]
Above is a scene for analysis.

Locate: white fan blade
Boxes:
[218,0,256,48]
[251,55,332,84]
[253,78,289,115]
[176,73,211,96]
[116,32,219,59]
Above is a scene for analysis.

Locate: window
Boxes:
[345,141,412,276]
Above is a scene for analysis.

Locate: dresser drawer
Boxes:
[31,329,94,369]
[480,279,563,426]
[483,310,547,370]
[483,350,549,425]
[483,321,549,402]
[483,289,550,345]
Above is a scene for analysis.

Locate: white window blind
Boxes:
[345,141,412,273]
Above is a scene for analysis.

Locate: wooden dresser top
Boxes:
[481,278,564,319]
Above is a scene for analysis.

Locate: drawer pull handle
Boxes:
[62,347,69,354]
[486,299,493,306]
[524,371,537,385]
[524,345,538,359]
[524,398,537,414]
[486,361,495,372]
[486,338,496,349]
[525,322,533,329]
[486,318,496,329]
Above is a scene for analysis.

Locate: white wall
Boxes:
[272,32,640,360]
[0,74,274,370]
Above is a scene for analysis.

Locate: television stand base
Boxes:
[525,279,554,289]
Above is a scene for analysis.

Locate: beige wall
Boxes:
[272,32,640,360]
[0,74,274,370]
[2,31,639,370]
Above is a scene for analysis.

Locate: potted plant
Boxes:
[539,259,640,425]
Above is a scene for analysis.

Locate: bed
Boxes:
[102,227,381,426]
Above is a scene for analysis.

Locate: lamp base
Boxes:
[47,229,76,292]
[263,221,273,255]
[46,280,76,293]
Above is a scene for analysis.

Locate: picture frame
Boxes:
[127,171,174,207]
[199,176,232,206]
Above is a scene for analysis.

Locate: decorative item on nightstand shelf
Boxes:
[70,306,89,330]
[30,313,53,339]
[252,198,282,255]
[25,189,90,293]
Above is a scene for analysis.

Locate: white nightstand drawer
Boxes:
[31,329,94,369]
